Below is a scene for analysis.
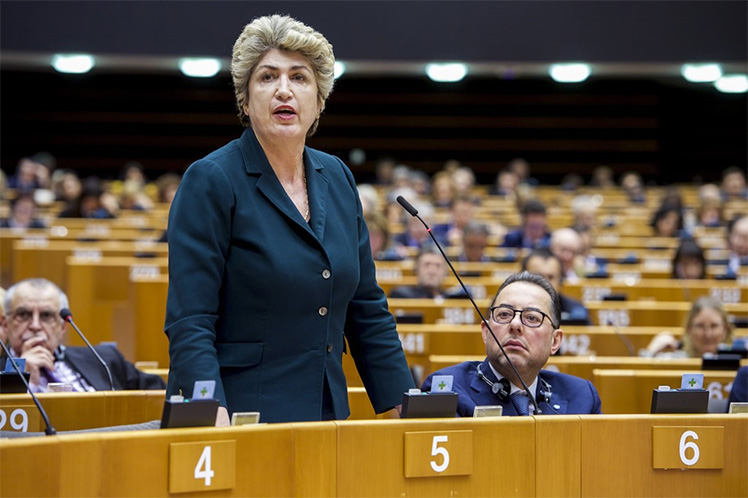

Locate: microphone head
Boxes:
[396,195,419,217]
[59,308,73,321]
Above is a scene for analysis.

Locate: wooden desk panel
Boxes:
[592,369,740,414]
[0,390,165,432]
[579,415,747,497]
[337,418,535,498]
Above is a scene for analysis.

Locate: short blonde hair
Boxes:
[682,296,734,356]
[231,14,335,136]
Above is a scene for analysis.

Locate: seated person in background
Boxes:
[589,165,615,188]
[489,168,519,198]
[728,366,747,405]
[1,278,165,392]
[392,199,435,251]
[432,195,475,247]
[389,246,447,299]
[721,166,748,201]
[550,228,583,284]
[422,271,602,416]
[58,178,116,219]
[365,212,403,261]
[643,296,734,358]
[0,194,46,229]
[523,249,591,325]
[501,199,551,249]
[6,157,43,192]
[457,221,491,263]
[726,214,748,277]
[570,195,598,232]
[650,205,684,238]
[431,171,456,208]
[620,171,646,203]
[672,239,706,279]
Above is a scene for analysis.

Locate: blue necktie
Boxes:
[510,392,530,416]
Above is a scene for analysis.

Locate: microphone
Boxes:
[0,340,56,435]
[60,308,115,391]
[396,195,542,414]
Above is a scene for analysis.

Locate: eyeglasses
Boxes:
[9,308,60,325]
[489,306,557,329]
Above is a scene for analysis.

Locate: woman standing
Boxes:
[165,15,414,425]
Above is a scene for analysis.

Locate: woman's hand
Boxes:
[646,332,679,356]
[215,406,231,427]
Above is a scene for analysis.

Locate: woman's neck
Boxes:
[255,132,306,181]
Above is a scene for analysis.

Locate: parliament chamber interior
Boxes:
[1,2,747,497]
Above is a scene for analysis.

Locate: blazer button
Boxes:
[322,269,331,279]
[326,343,333,353]
[318,306,328,316]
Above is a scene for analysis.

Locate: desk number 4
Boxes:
[195,446,214,486]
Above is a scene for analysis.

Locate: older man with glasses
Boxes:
[1,278,164,392]
[421,271,602,417]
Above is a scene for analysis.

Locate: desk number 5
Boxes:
[430,435,450,473]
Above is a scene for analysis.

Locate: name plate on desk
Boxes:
[652,426,724,469]
[403,430,473,478]
[0,404,41,433]
[169,440,236,493]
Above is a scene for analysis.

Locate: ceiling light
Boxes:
[179,58,221,77]
[425,63,468,82]
[681,63,723,83]
[714,75,748,93]
[334,61,346,79]
[51,54,95,74]
[549,63,591,83]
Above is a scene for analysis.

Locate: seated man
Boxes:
[1,278,165,392]
[501,199,551,249]
[728,366,747,405]
[523,249,591,325]
[389,246,447,299]
[422,271,602,416]
[726,214,748,277]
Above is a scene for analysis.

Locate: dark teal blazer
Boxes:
[165,129,414,422]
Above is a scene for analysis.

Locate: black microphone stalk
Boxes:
[396,195,542,415]
[60,308,115,391]
[0,340,56,435]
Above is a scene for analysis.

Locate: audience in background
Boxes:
[643,296,734,357]
[501,199,551,249]
[389,246,447,299]
[365,212,402,261]
[53,170,83,204]
[457,221,491,263]
[672,239,707,279]
[508,158,538,186]
[155,173,181,205]
[721,166,748,201]
[433,195,475,247]
[549,228,583,284]
[620,171,646,203]
[58,178,116,219]
[490,168,520,198]
[590,165,615,188]
[726,214,748,277]
[728,366,747,405]
[374,156,396,186]
[393,199,435,251]
[650,205,684,238]
[431,171,457,208]
[570,195,598,232]
[7,157,43,192]
[0,194,46,229]
[452,166,477,200]
[522,249,591,325]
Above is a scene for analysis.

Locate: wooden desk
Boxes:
[592,369,739,414]
[564,278,746,305]
[65,256,168,360]
[1,416,745,497]
[0,390,165,432]
[426,355,748,384]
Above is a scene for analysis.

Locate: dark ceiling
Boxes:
[2,1,746,63]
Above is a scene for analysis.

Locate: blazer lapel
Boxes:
[538,373,568,415]
[239,128,317,237]
[305,149,328,241]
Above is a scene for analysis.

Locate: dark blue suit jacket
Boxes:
[501,229,551,249]
[63,346,165,391]
[165,129,414,423]
[728,366,747,404]
[421,358,602,416]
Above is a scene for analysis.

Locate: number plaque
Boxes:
[169,440,236,493]
[403,431,473,478]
